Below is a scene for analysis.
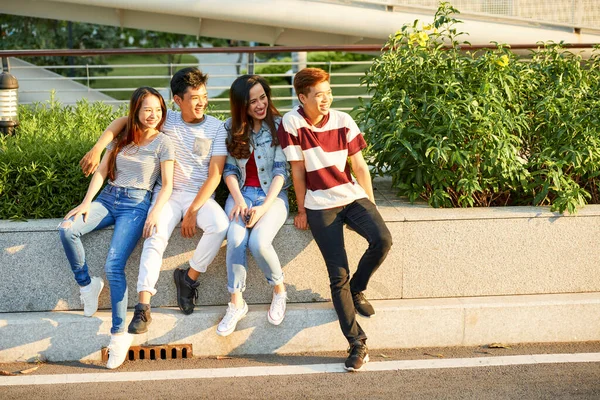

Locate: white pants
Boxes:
[136,190,229,295]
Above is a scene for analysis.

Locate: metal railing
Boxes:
[7,58,374,113]
[3,45,387,113]
[2,43,599,113]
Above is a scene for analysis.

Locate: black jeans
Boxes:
[306,198,393,344]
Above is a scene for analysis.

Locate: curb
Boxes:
[2,293,600,363]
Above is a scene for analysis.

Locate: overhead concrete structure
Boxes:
[2,0,600,47]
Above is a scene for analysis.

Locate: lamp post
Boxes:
[0,61,19,136]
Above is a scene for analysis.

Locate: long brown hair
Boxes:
[107,87,167,181]
[226,75,280,159]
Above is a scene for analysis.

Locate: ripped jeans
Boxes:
[59,185,151,334]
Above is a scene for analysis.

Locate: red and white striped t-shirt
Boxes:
[277,106,368,210]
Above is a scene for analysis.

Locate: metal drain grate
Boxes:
[101,344,193,362]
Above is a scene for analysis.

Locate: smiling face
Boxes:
[298,80,333,126]
[175,85,208,123]
[137,95,163,131]
[247,83,269,127]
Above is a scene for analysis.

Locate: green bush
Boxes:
[0,99,295,219]
[357,2,600,213]
[0,98,126,220]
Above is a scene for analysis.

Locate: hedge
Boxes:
[0,99,297,220]
[357,2,600,213]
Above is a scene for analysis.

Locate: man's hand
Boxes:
[294,210,309,230]
[143,210,160,239]
[79,147,103,177]
[181,209,198,238]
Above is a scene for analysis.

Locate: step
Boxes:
[2,293,599,363]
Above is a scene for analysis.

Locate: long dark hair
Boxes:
[226,75,280,159]
[107,87,167,181]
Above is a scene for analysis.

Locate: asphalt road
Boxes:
[2,342,600,399]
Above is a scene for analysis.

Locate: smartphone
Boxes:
[245,212,256,226]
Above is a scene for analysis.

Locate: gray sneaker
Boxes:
[128,303,152,334]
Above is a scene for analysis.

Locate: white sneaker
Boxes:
[216,302,248,337]
[80,277,104,317]
[106,333,134,369]
[267,291,287,326]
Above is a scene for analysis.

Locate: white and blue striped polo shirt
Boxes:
[163,110,227,193]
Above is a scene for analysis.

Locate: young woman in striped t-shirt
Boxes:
[59,87,174,369]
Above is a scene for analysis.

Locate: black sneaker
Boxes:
[344,341,369,372]
[174,268,199,315]
[128,303,152,334]
[352,291,375,317]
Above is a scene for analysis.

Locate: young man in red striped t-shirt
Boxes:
[277,68,392,372]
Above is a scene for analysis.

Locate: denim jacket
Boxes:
[223,117,291,193]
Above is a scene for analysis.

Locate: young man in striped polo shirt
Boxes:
[79,67,229,335]
[277,67,393,372]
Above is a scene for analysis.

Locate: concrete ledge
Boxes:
[2,177,600,313]
[1,293,599,363]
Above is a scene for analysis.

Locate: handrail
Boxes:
[6,43,599,110]
[1,43,598,58]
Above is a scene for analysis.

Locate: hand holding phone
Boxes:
[245,211,256,227]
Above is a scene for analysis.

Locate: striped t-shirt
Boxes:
[107,133,174,191]
[277,106,368,210]
[163,110,227,193]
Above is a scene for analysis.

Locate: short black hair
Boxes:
[170,67,209,98]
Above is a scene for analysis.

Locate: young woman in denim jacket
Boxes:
[59,87,174,369]
[216,75,291,336]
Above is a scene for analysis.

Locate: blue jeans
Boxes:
[224,187,288,293]
[59,185,151,334]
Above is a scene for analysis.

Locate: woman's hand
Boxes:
[245,205,267,228]
[229,201,249,223]
[64,202,91,223]
[143,210,160,238]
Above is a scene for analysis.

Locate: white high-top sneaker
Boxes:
[267,291,287,326]
[106,333,134,369]
[80,277,104,317]
[216,301,248,337]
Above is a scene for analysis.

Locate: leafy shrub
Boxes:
[0,98,294,219]
[0,98,126,220]
[255,57,293,85]
[357,2,600,213]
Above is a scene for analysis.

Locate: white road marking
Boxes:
[1,352,599,386]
